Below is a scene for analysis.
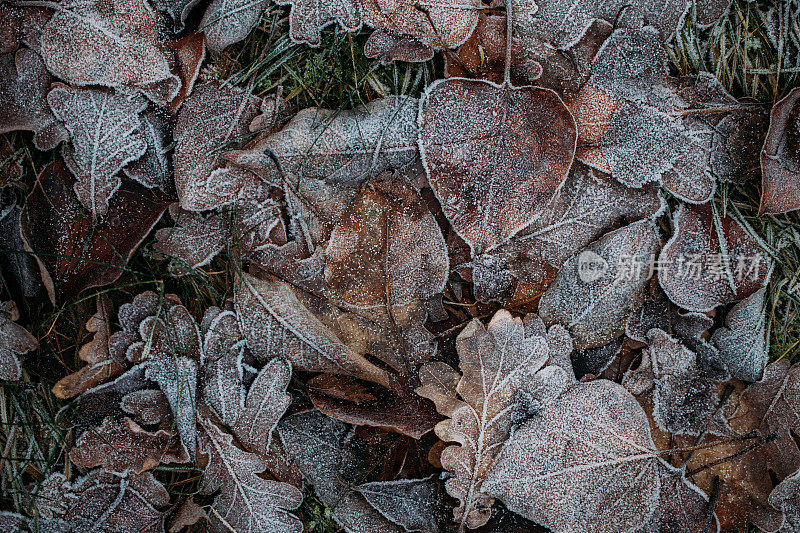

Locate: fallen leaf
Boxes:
[40,0,180,104]
[152,0,203,31]
[122,389,172,426]
[415,310,551,529]
[47,85,149,218]
[201,309,246,426]
[658,203,770,312]
[483,379,660,533]
[639,461,719,533]
[20,160,167,305]
[165,32,206,113]
[232,358,292,456]
[358,475,443,533]
[419,78,577,253]
[0,48,67,150]
[0,301,37,381]
[712,287,768,382]
[769,469,800,533]
[539,219,661,350]
[153,205,227,275]
[201,0,270,54]
[0,4,52,53]
[198,411,303,533]
[760,88,800,214]
[364,29,433,62]
[276,0,362,46]
[123,107,171,190]
[168,496,207,533]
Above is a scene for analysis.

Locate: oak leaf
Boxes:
[0,301,37,381]
[357,475,443,533]
[201,0,270,54]
[760,88,800,214]
[276,0,362,46]
[712,287,769,382]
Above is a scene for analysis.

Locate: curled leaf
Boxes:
[760,88,800,214]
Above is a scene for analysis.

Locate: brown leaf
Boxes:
[357,475,444,533]
[639,461,719,533]
[362,0,480,52]
[123,107,171,190]
[658,203,770,312]
[276,0,361,46]
[168,496,207,533]
[153,205,227,275]
[712,287,768,382]
[483,379,660,533]
[760,88,800,214]
[122,389,172,426]
[198,411,303,533]
[364,29,434,62]
[0,4,52,53]
[415,310,555,529]
[20,160,168,305]
[0,301,37,382]
[40,0,180,104]
[165,32,206,114]
[419,78,576,253]
[769,469,800,533]
[539,219,661,350]
[70,416,189,474]
[201,0,270,54]
[0,48,67,150]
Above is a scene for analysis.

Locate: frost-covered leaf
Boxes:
[228,96,418,187]
[20,160,168,305]
[539,219,661,350]
[712,287,768,382]
[769,469,800,533]
[0,48,67,150]
[362,0,479,51]
[483,379,660,533]
[468,163,664,303]
[765,1,800,73]
[165,32,206,113]
[41,0,181,104]
[419,79,577,253]
[235,272,391,387]
[152,0,203,31]
[760,88,800,214]
[0,301,37,381]
[40,0,180,104]
[232,358,292,456]
[123,108,170,190]
[278,409,407,533]
[324,176,448,371]
[174,82,262,211]
[364,29,433,62]
[141,304,200,457]
[639,461,719,533]
[0,4,52,53]
[198,411,303,533]
[415,310,551,529]
[70,416,189,474]
[200,310,246,426]
[47,86,148,218]
[201,0,270,54]
[153,205,227,275]
[357,475,443,533]
[35,470,169,532]
[122,389,171,426]
[275,0,361,46]
[658,203,770,312]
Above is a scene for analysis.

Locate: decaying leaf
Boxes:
[760,88,800,214]
[198,411,303,533]
[712,287,768,382]
[416,310,552,529]
[165,32,206,113]
[658,203,770,312]
[153,205,227,275]
[0,301,37,381]
[201,0,270,54]
[357,475,443,533]
[539,219,661,350]
[70,416,189,474]
[419,78,577,253]
[174,82,262,211]
[364,29,434,62]
[232,358,292,456]
[275,0,361,46]
[483,379,660,533]
[123,107,171,190]
[201,309,246,426]
[0,47,67,150]
[0,4,52,53]
[20,160,168,304]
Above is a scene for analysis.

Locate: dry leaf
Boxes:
[357,475,443,533]
[47,85,149,218]
[658,203,770,312]
[153,205,227,275]
[70,416,189,474]
[639,461,719,533]
[20,160,167,305]
[419,78,577,253]
[201,0,270,54]
[364,29,433,62]
[275,0,361,46]
[0,48,67,150]
[539,219,661,350]
[152,0,203,31]
[760,88,800,214]
[769,469,800,533]
[201,309,246,426]
[483,379,660,533]
[40,0,180,104]
[123,107,171,190]
[0,4,52,53]
[174,82,262,211]
[165,32,206,113]
[712,287,768,382]
[198,412,303,533]
[0,301,37,381]
[122,389,172,426]
[415,310,551,529]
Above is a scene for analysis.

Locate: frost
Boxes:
[416,310,551,529]
[639,461,720,533]
[712,287,768,382]
[364,29,433,63]
[419,78,577,253]
[275,0,361,46]
[121,389,171,426]
[153,205,227,275]
[760,88,800,214]
[47,86,148,218]
[538,220,661,350]
[483,379,660,533]
[357,476,442,533]
[123,108,170,190]
[658,203,770,312]
[769,469,800,533]
[0,301,37,381]
[201,310,246,426]
[198,412,303,533]
[201,0,270,54]
[232,358,292,456]
[40,0,180,104]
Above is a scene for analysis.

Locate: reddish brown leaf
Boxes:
[0,301,37,382]
[760,88,800,214]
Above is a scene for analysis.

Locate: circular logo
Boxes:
[577,250,608,283]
